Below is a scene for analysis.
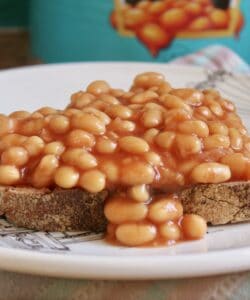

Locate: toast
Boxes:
[180,181,250,225]
[0,187,108,232]
[0,182,249,232]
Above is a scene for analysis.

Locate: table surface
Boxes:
[0,270,249,300]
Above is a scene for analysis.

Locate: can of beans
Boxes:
[30,0,250,63]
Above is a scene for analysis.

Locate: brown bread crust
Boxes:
[180,181,250,225]
[0,187,108,232]
[0,182,249,232]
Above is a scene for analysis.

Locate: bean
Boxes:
[144,151,162,166]
[49,115,70,134]
[79,170,106,193]
[130,91,158,104]
[170,88,204,106]
[99,161,119,182]
[115,223,157,246]
[44,142,65,156]
[104,197,148,224]
[176,134,202,157]
[110,118,136,133]
[221,153,248,179]
[62,148,97,170]
[209,102,224,117]
[82,107,111,125]
[70,92,95,108]
[160,94,191,112]
[38,107,58,116]
[178,120,209,137]
[86,80,110,96]
[96,137,117,154]
[121,161,155,185]
[203,134,230,150]
[181,214,207,239]
[1,146,28,166]
[71,113,106,135]
[229,128,243,151]
[32,155,59,188]
[128,184,150,202]
[18,118,44,136]
[194,106,213,120]
[54,166,79,188]
[0,134,26,151]
[155,131,175,149]
[9,111,30,119]
[141,109,163,128]
[143,128,159,144]
[158,82,172,95]
[133,72,165,88]
[191,162,231,183]
[159,222,182,241]
[208,121,228,135]
[106,105,132,119]
[23,136,45,156]
[159,168,185,186]
[0,165,20,185]
[66,129,95,148]
[148,197,183,223]
[99,94,120,105]
[119,136,149,154]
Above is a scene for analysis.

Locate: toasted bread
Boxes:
[0,182,249,232]
[180,181,250,225]
[0,187,108,232]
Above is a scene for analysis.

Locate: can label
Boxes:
[111,0,244,56]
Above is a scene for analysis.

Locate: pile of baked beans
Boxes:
[0,71,249,246]
[111,0,243,55]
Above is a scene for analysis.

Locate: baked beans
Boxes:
[141,109,163,128]
[105,197,148,224]
[181,214,207,239]
[79,170,106,193]
[1,71,249,247]
[0,165,20,185]
[176,134,202,157]
[128,184,150,202]
[115,223,157,246]
[54,166,79,188]
[155,131,175,149]
[130,90,158,104]
[119,136,149,154]
[71,113,106,135]
[191,162,231,183]
[159,222,182,241]
[148,197,183,223]
[86,80,110,96]
[32,154,59,188]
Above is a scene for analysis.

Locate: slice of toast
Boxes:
[0,187,108,232]
[0,182,249,232]
[180,181,250,225]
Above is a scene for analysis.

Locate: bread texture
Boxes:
[0,187,108,232]
[180,181,250,225]
[0,181,249,232]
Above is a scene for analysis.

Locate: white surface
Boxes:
[0,62,249,279]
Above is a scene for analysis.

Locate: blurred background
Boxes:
[0,0,249,69]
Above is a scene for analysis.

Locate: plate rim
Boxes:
[0,245,249,279]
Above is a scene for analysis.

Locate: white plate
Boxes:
[0,62,249,280]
